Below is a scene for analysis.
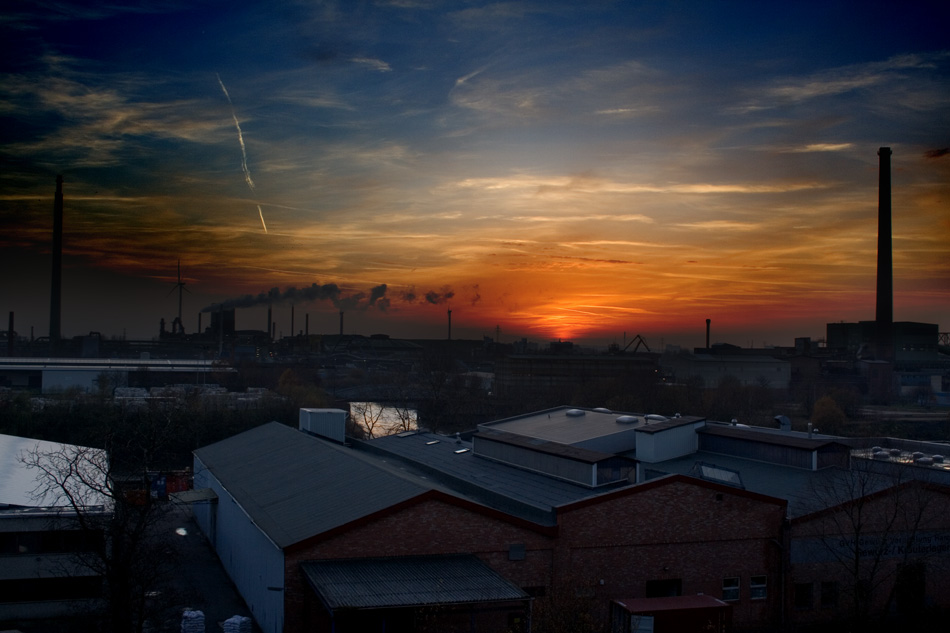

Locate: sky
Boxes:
[1,1,948,350]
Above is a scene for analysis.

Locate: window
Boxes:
[750,575,767,600]
[820,581,838,608]
[645,578,682,598]
[722,577,740,601]
[794,582,814,610]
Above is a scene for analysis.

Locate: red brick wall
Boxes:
[283,494,554,632]
[557,479,786,630]
[282,479,787,633]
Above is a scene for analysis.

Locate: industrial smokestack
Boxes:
[267,304,272,340]
[291,304,295,338]
[50,175,63,349]
[7,311,13,357]
[305,313,309,337]
[876,147,893,362]
[198,312,202,335]
[705,319,711,349]
[447,309,452,341]
[339,311,344,336]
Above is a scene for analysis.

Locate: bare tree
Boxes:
[20,421,182,633]
[792,458,950,630]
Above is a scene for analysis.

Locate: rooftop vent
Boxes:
[593,407,612,413]
[566,409,586,417]
[615,415,639,425]
[933,455,945,463]
[645,414,668,423]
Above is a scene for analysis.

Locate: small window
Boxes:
[750,575,767,600]
[794,582,814,610]
[820,581,838,607]
[722,577,740,601]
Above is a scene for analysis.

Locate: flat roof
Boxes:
[699,424,847,450]
[613,595,730,613]
[302,554,529,610]
[480,406,649,446]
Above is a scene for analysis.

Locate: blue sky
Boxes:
[1,1,948,346]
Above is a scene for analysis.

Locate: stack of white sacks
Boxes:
[181,610,205,633]
[223,615,253,633]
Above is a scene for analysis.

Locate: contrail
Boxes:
[258,204,268,233]
[217,74,255,190]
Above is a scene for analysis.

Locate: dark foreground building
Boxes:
[191,407,950,632]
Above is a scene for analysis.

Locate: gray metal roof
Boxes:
[193,422,434,549]
[644,450,907,518]
[699,424,846,450]
[362,431,623,524]
[301,554,529,610]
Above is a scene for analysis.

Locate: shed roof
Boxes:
[193,422,433,549]
[301,554,529,610]
[613,594,731,613]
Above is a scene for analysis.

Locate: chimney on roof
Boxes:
[50,175,63,350]
[875,147,893,362]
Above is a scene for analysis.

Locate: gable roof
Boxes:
[193,422,433,549]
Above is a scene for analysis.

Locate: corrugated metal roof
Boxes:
[193,422,432,549]
[301,554,529,610]
[364,431,622,523]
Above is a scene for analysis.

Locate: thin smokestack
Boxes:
[7,311,13,357]
[267,304,272,340]
[876,147,893,362]
[198,312,202,334]
[705,319,711,349]
[50,175,63,348]
[339,311,344,336]
[305,313,309,337]
[448,309,452,341]
[291,304,295,338]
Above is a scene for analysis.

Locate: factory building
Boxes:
[190,406,950,632]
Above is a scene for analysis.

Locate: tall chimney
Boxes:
[50,175,63,349]
[447,309,452,341]
[198,312,202,334]
[705,318,711,349]
[305,313,309,337]
[7,311,13,357]
[339,311,344,336]
[291,304,295,338]
[267,304,272,340]
[876,147,893,362]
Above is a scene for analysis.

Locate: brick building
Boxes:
[191,407,950,632]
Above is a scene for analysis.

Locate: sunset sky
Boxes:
[1,1,948,349]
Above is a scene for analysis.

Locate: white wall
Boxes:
[193,457,286,633]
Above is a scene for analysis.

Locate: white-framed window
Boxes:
[722,576,740,601]
[751,575,767,600]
